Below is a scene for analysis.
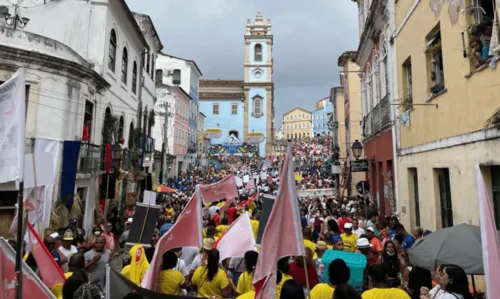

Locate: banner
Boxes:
[0,68,26,184]
[199,174,238,204]
[60,140,81,210]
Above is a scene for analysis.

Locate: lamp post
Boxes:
[2,6,30,29]
[351,139,363,160]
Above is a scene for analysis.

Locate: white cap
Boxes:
[126,218,133,224]
[344,223,353,229]
[366,226,375,233]
[49,232,60,239]
[356,238,372,249]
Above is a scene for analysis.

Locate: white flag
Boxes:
[0,68,26,184]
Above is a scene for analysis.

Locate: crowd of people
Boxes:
[5,137,478,299]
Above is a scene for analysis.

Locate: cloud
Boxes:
[126,0,359,126]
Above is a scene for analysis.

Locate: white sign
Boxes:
[224,134,241,145]
[143,190,157,205]
[0,68,26,183]
[297,188,336,199]
[23,153,55,188]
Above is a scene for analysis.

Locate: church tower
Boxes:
[243,11,274,157]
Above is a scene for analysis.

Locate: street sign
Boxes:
[225,133,242,145]
[350,159,369,172]
[331,165,342,174]
[356,181,370,195]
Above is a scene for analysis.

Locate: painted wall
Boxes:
[199,99,244,145]
[312,103,333,135]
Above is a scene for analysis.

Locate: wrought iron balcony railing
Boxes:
[78,143,102,173]
[362,94,392,140]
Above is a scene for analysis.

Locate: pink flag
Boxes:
[199,174,238,204]
[0,238,56,299]
[245,177,255,190]
[214,212,256,261]
[253,144,305,299]
[26,221,66,288]
[475,166,500,297]
[141,189,203,291]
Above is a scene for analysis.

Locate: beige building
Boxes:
[337,51,364,198]
[197,112,209,157]
[283,108,312,140]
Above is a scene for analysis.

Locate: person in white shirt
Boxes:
[351,219,365,238]
[58,230,78,272]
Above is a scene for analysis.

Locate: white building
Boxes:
[0,0,162,235]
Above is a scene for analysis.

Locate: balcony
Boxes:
[78,143,102,173]
[363,95,392,141]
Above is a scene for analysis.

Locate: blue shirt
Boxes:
[51,249,61,266]
[159,221,174,236]
[402,234,416,250]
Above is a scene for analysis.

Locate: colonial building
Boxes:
[199,11,274,157]
[312,97,333,136]
[337,52,364,198]
[352,0,398,217]
[394,1,500,230]
[283,108,312,140]
[197,112,209,158]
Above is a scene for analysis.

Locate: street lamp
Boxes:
[351,139,363,160]
[2,13,30,29]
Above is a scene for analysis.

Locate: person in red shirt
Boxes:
[211,210,221,226]
[82,119,91,142]
[337,211,352,234]
[288,248,319,289]
[225,202,238,224]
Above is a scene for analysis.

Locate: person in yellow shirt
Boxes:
[215,217,230,239]
[310,258,351,299]
[303,227,317,257]
[362,265,411,299]
[236,251,259,296]
[121,244,149,286]
[341,223,358,252]
[191,248,231,298]
[237,290,255,299]
[157,251,187,295]
[50,252,86,299]
[165,204,175,218]
[250,211,260,240]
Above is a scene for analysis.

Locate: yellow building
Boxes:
[337,52,364,198]
[395,1,500,231]
[283,108,312,140]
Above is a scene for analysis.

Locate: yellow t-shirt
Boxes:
[50,272,73,299]
[276,273,292,299]
[310,283,335,299]
[304,239,316,255]
[361,288,411,299]
[216,224,229,238]
[157,269,185,295]
[166,208,175,217]
[237,290,255,299]
[121,265,131,279]
[217,202,226,208]
[250,219,260,240]
[341,232,358,252]
[192,266,229,298]
[236,271,254,295]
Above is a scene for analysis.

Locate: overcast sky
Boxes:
[127,0,359,126]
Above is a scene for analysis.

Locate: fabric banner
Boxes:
[0,68,26,184]
[34,138,59,230]
[106,266,201,299]
[60,140,81,210]
[199,174,238,204]
[215,212,256,261]
[0,237,56,299]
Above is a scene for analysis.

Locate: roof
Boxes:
[198,111,207,117]
[283,107,311,116]
[159,52,203,76]
[132,12,164,51]
[199,79,244,88]
[337,51,357,66]
[120,0,148,48]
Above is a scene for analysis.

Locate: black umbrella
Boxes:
[407,223,500,274]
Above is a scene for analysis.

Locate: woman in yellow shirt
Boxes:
[191,249,231,298]
[275,257,293,299]
[157,251,187,295]
[215,217,230,239]
[310,259,351,299]
[235,251,259,296]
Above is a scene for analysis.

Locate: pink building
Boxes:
[172,87,191,175]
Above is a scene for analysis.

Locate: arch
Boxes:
[118,115,125,139]
[373,54,380,104]
[143,106,148,134]
[128,121,134,149]
[254,44,263,62]
[108,29,117,72]
[366,63,373,110]
[252,95,263,117]
[102,107,114,144]
[132,61,138,94]
[121,47,128,84]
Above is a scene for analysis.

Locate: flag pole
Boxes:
[302,256,311,299]
[14,181,24,299]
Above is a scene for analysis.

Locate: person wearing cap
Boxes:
[189,238,215,272]
[119,218,133,249]
[356,237,378,266]
[314,241,327,282]
[366,226,383,252]
[59,230,78,272]
[341,222,358,252]
[62,218,86,248]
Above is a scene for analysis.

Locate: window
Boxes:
[254,44,263,61]
[212,103,220,115]
[252,95,263,117]
[155,69,163,85]
[83,100,94,142]
[402,57,413,110]
[121,48,128,85]
[361,77,367,116]
[366,64,373,110]
[108,30,117,72]
[132,62,138,94]
[373,54,380,104]
[118,115,124,139]
[151,56,155,79]
[146,52,150,74]
[381,43,390,97]
[143,107,148,134]
[436,168,453,228]
[128,122,134,148]
[173,69,181,85]
[408,168,421,227]
[491,166,500,229]
[425,29,445,96]
[231,103,238,115]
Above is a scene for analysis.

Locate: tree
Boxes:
[102,113,120,144]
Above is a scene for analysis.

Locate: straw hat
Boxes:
[315,241,327,251]
[203,238,215,250]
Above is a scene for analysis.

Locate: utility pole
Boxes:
[158,102,172,183]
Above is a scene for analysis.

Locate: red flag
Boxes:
[141,188,203,291]
[199,174,238,204]
[253,144,305,299]
[214,212,256,261]
[238,193,257,209]
[26,221,66,288]
[0,238,56,299]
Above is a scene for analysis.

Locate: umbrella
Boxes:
[407,223,500,274]
[156,185,176,193]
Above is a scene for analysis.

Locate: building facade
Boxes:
[394,0,500,230]
[312,97,334,137]
[337,52,364,198]
[353,0,398,217]
[283,108,312,140]
[197,112,209,158]
[199,11,274,157]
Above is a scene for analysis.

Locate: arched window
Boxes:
[121,47,128,84]
[128,122,134,149]
[361,76,367,116]
[143,107,148,134]
[366,63,373,110]
[252,95,263,117]
[373,53,380,104]
[102,107,113,144]
[132,61,138,94]
[254,44,263,61]
[381,43,389,97]
[118,115,124,139]
[108,30,117,72]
